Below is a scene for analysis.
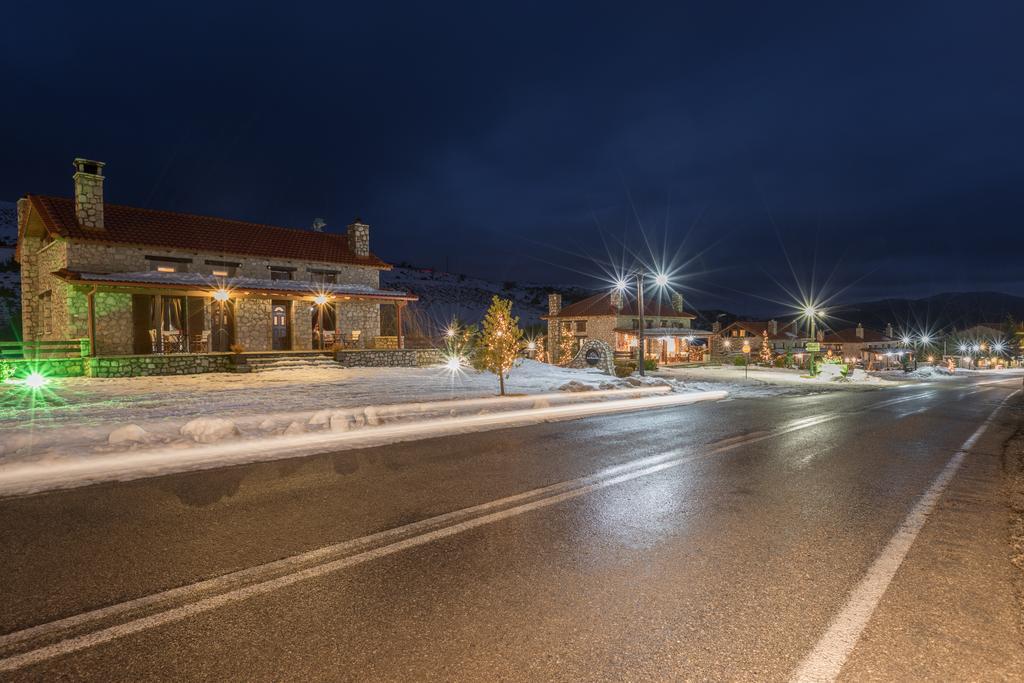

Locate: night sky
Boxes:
[3,2,1021,314]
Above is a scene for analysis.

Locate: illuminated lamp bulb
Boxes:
[24,372,48,389]
[654,273,669,287]
[213,289,230,302]
[314,294,328,305]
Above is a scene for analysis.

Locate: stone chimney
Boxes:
[712,321,721,333]
[671,292,684,313]
[16,197,28,233]
[73,158,105,230]
[548,293,562,316]
[610,289,623,310]
[884,323,894,339]
[769,319,778,336]
[856,323,864,339]
[346,218,370,257]
[312,218,326,233]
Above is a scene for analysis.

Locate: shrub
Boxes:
[0,360,12,383]
[614,363,635,378]
[732,355,747,366]
[774,355,787,368]
[643,358,658,372]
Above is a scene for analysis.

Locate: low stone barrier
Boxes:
[334,348,444,367]
[85,354,234,378]
[5,357,88,378]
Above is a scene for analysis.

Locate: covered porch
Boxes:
[54,270,417,357]
[614,327,717,365]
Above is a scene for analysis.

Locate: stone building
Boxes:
[820,324,898,366]
[716,319,804,357]
[16,159,416,357]
[543,290,714,365]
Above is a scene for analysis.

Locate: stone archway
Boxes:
[567,339,615,375]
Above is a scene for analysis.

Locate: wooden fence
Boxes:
[0,339,90,360]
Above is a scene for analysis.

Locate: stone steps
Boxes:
[244,355,340,372]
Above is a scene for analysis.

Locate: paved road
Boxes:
[0,374,1022,680]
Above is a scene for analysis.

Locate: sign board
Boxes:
[806,342,821,352]
[585,348,601,366]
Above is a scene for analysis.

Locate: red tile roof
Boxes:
[543,292,695,319]
[720,320,801,340]
[28,195,390,269]
[822,327,893,344]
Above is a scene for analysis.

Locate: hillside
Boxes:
[382,266,591,332]
[0,201,19,337]
[828,292,1024,332]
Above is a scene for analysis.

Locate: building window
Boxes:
[269,267,292,281]
[146,255,191,273]
[39,291,52,335]
[632,319,639,329]
[576,320,587,334]
[309,270,337,284]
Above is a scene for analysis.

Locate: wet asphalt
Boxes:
[0,375,1021,681]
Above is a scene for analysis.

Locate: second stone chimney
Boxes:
[548,293,562,316]
[346,218,370,257]
[73,158,105,230]
[884,323,894,339]
[856,323,864,339]
[769,319,778,336]
[610,289,623,311]
[671,292,684,313]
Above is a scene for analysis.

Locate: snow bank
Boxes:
[0,389,727,496]
[179,418,240,443]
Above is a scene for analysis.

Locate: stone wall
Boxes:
[85,353,234,378]
[235,298,272,351]
[334,349,443,367]
[65,242,382,287]
[93,292,134,355]
[6,357,87,378]
[339,301,381,346]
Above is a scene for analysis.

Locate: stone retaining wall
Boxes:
[334,348,443,367]
[6,357,87,378]
[85,353,234,378]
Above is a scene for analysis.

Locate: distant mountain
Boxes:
[0,201,19,338]
[826,292,1024,333]
[382,265,592,332]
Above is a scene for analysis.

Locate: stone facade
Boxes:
[18,209,389,354]
[72,159,105,230]
[334,348,443,367]
[347,220,370,257]
[85,353,234,377]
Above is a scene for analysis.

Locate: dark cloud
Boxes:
[2,1,1021,313]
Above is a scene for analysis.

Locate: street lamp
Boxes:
[615,270,672,377]
[802,305,822,377]
[313,294,330,349]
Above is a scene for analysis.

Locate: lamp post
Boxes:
[314,294,329,350]
[804,306,820,377]
[742,341,751,379]
[616,271,671,378]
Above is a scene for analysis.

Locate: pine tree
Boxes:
[759,329,773,365]
[478,296,523,396]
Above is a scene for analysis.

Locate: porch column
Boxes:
[154,294,163,354]
[86,288,97,357]
[396,302,404,349]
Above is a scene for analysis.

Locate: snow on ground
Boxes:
[657,364,898,396]
[0,360,709,472]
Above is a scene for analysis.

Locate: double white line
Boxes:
[0,411,837,672]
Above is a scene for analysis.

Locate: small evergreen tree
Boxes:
[477,296,523,395]
[759,329,773,365]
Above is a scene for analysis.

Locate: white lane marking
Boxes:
[790,388,1021,683]
[0,411,840,671]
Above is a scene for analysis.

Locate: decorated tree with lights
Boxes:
[476,296,523,396]
[759,329,773,365]
[558,328,577,366]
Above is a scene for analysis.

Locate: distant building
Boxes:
[16,158,416,356]
[543,290,714,364]
[821,323,898,367]
[716,319,804,357]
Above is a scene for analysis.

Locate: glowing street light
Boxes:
[24,372,48,389]
[654,273,669,288]
[313,294,329,306]
[212,288,230,302]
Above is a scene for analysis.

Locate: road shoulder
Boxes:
[837,396,1024,681]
